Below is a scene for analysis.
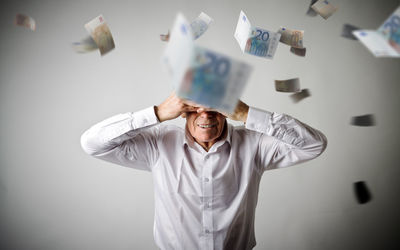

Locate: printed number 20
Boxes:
[201,52,230,78]
[255,29,269,41]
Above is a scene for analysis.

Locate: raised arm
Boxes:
[80,106,161,171]
[227,100,327,170]
[80,93,198,170]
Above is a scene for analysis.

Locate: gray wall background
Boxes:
[1,0,399,249]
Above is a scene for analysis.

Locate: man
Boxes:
[81,93,327,250]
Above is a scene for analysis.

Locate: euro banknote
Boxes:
[354,181,372,204]
[350,114,376,126]
[14,13,36,31]
[290,89,310,102]
[377,5,400,53]
[353,30,400,57]
[278,27,304,48]
[341,24,360,40]
[85,15,115,56]
[234,10,281,59]
[160,31,170,41]
[275,78,301,92]
[290,47,306,57]
[352,6,400,57]
[161,12,213,41]
[163,13,252,113]
[306,0,319,16]
[72,36,98,53]
[190,12,214,39]
[311,0,337,20]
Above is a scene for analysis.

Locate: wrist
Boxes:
[235,102,249,122]
[154,106,164,122]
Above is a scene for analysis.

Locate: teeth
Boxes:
[198,124,215,128]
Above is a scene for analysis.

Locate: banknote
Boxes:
[234,10,281,59]
[85,15,115,56]
[350,114,375,126]
[377,5,400,53]
[290,89,310,102]
[163,13,252,113]
[290,47,306,57]
[14,13,36,31]
[341,24,360,40]
[306,0,319,16]
[353,181,372,204]
[190,12,214,39]
[278,27,304,48]
[353,30,400,57]
[275,78,301,92]
[311,0,337,20]
[160,31,170,41]
[72,36,98,53]
[161,12,213,42]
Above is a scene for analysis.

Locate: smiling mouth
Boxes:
[197,123,217,128]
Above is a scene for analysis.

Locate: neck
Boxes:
[197,140,216,152]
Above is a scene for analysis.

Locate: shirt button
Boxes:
[207,202,212,208]
[205,229,210,234]
[204,177,209,182]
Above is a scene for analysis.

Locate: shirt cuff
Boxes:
[130,106,160,129]
[245,107,272,133]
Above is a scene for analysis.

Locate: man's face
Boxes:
[186,110,226,148]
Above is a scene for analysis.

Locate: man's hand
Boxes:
[225,100,249,122]
[155,93,198,122]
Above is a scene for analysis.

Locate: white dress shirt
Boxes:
[81,106,327,250]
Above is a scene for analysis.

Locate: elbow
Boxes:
[80,130,98,156]
[320,132,328,155]
[301,132,328,161]
[313,132,328,158]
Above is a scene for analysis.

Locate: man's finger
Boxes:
[182,105,198,113]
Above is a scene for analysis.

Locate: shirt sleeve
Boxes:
[80,106,161,171]
[245,107,327,171]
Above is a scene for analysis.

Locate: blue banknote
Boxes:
[234,11,281,59]
[190,12,213,40]
[178,47,251,112]
[163,13,252,113]
[378,5,400,53]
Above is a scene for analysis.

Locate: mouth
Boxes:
[197,123,217,129]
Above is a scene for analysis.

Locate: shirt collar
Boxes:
[183,120,232,151]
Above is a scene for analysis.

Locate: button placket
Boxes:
[201,154,213,249]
